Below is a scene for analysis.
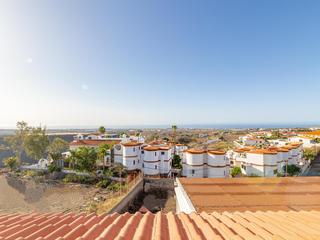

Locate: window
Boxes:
[155,152,157,156]
[155,165,157,169]
[191,169,195,174]
[142,163,144,167]
[133,147,135,152]
[230,160,234,164]
[161,152,165,155]
[133,160,135,165]
[241,165,246,170]
[141,151,144,154]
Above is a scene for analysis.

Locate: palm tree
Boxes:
[172,125,177,155]
[97,144,110,169]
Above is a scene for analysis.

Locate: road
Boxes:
[305,154,320,176]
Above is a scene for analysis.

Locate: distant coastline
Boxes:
[0,122,319,133]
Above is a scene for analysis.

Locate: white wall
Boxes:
[207,153,229,178]
[123,146,140,170]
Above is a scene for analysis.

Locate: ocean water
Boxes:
[0,123,319,133]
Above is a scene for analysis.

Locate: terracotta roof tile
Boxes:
[1,210,320,239]
[121,142,143,147]
[186,149,206,154]
[70,139,121,146]
[179,177,320,213]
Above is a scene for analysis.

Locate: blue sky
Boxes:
[1,0,320,127]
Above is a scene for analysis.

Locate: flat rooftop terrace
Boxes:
[179,177,320,212]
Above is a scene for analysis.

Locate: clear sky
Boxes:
[1,0,320,128]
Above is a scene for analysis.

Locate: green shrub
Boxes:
[23,170,46,177]
[48,164,62,173]
[96,179,111,188]
[3,157,19,171]
[231,167,242,177]
[107,182,122,191]
[172,154,182,169]
[63,174,97,184]
[304,148,317,161]
[283,165,300,176]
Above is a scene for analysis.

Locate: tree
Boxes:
[4,121,30,162]
[98,126,106,134]
[283,164,300,176]
[172,125,177,154]
[24,126,49,161]
[3,156,19,171]
[48,137,69,161]
[111,163,127,178]
[314,138,320,144]
[303,148,316,161]
[177,135,192,144]
[231,167,242,177]
[266,131,281,140]
[74,147,98,172]
[172,154,182,169]
[97,144,110,169]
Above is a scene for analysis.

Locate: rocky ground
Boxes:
[0,174,102,214]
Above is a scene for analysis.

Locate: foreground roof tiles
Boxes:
[0,210,320,239]
[179,177,320,212]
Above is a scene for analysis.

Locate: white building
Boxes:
[228,143,304,177]
[142,145,172,176]
[114,140,172,177]
[116,141,143,171]
[288,136,318,148]
[239,135,265,146]
[73,133,145,143]
[268,139,289,147]
[175,144,188,158]
[182,149,229,178]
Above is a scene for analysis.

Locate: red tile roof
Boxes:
[121,141,144,147]
[143,146,171,151]
[179,177,320,213]
[69,139,121,146]
[300,130,320,136]
[0,210,320,239]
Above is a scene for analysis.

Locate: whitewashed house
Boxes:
[288,136,318,148]
[113,140,172,177]
[175,144,188,158]
[228,143,304,177]
[182,149,229,178]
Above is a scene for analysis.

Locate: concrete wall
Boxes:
[108,178,144,214]
[108,178,174,214]
[174,178,196,214]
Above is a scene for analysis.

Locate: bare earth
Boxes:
[0,175,98,214]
